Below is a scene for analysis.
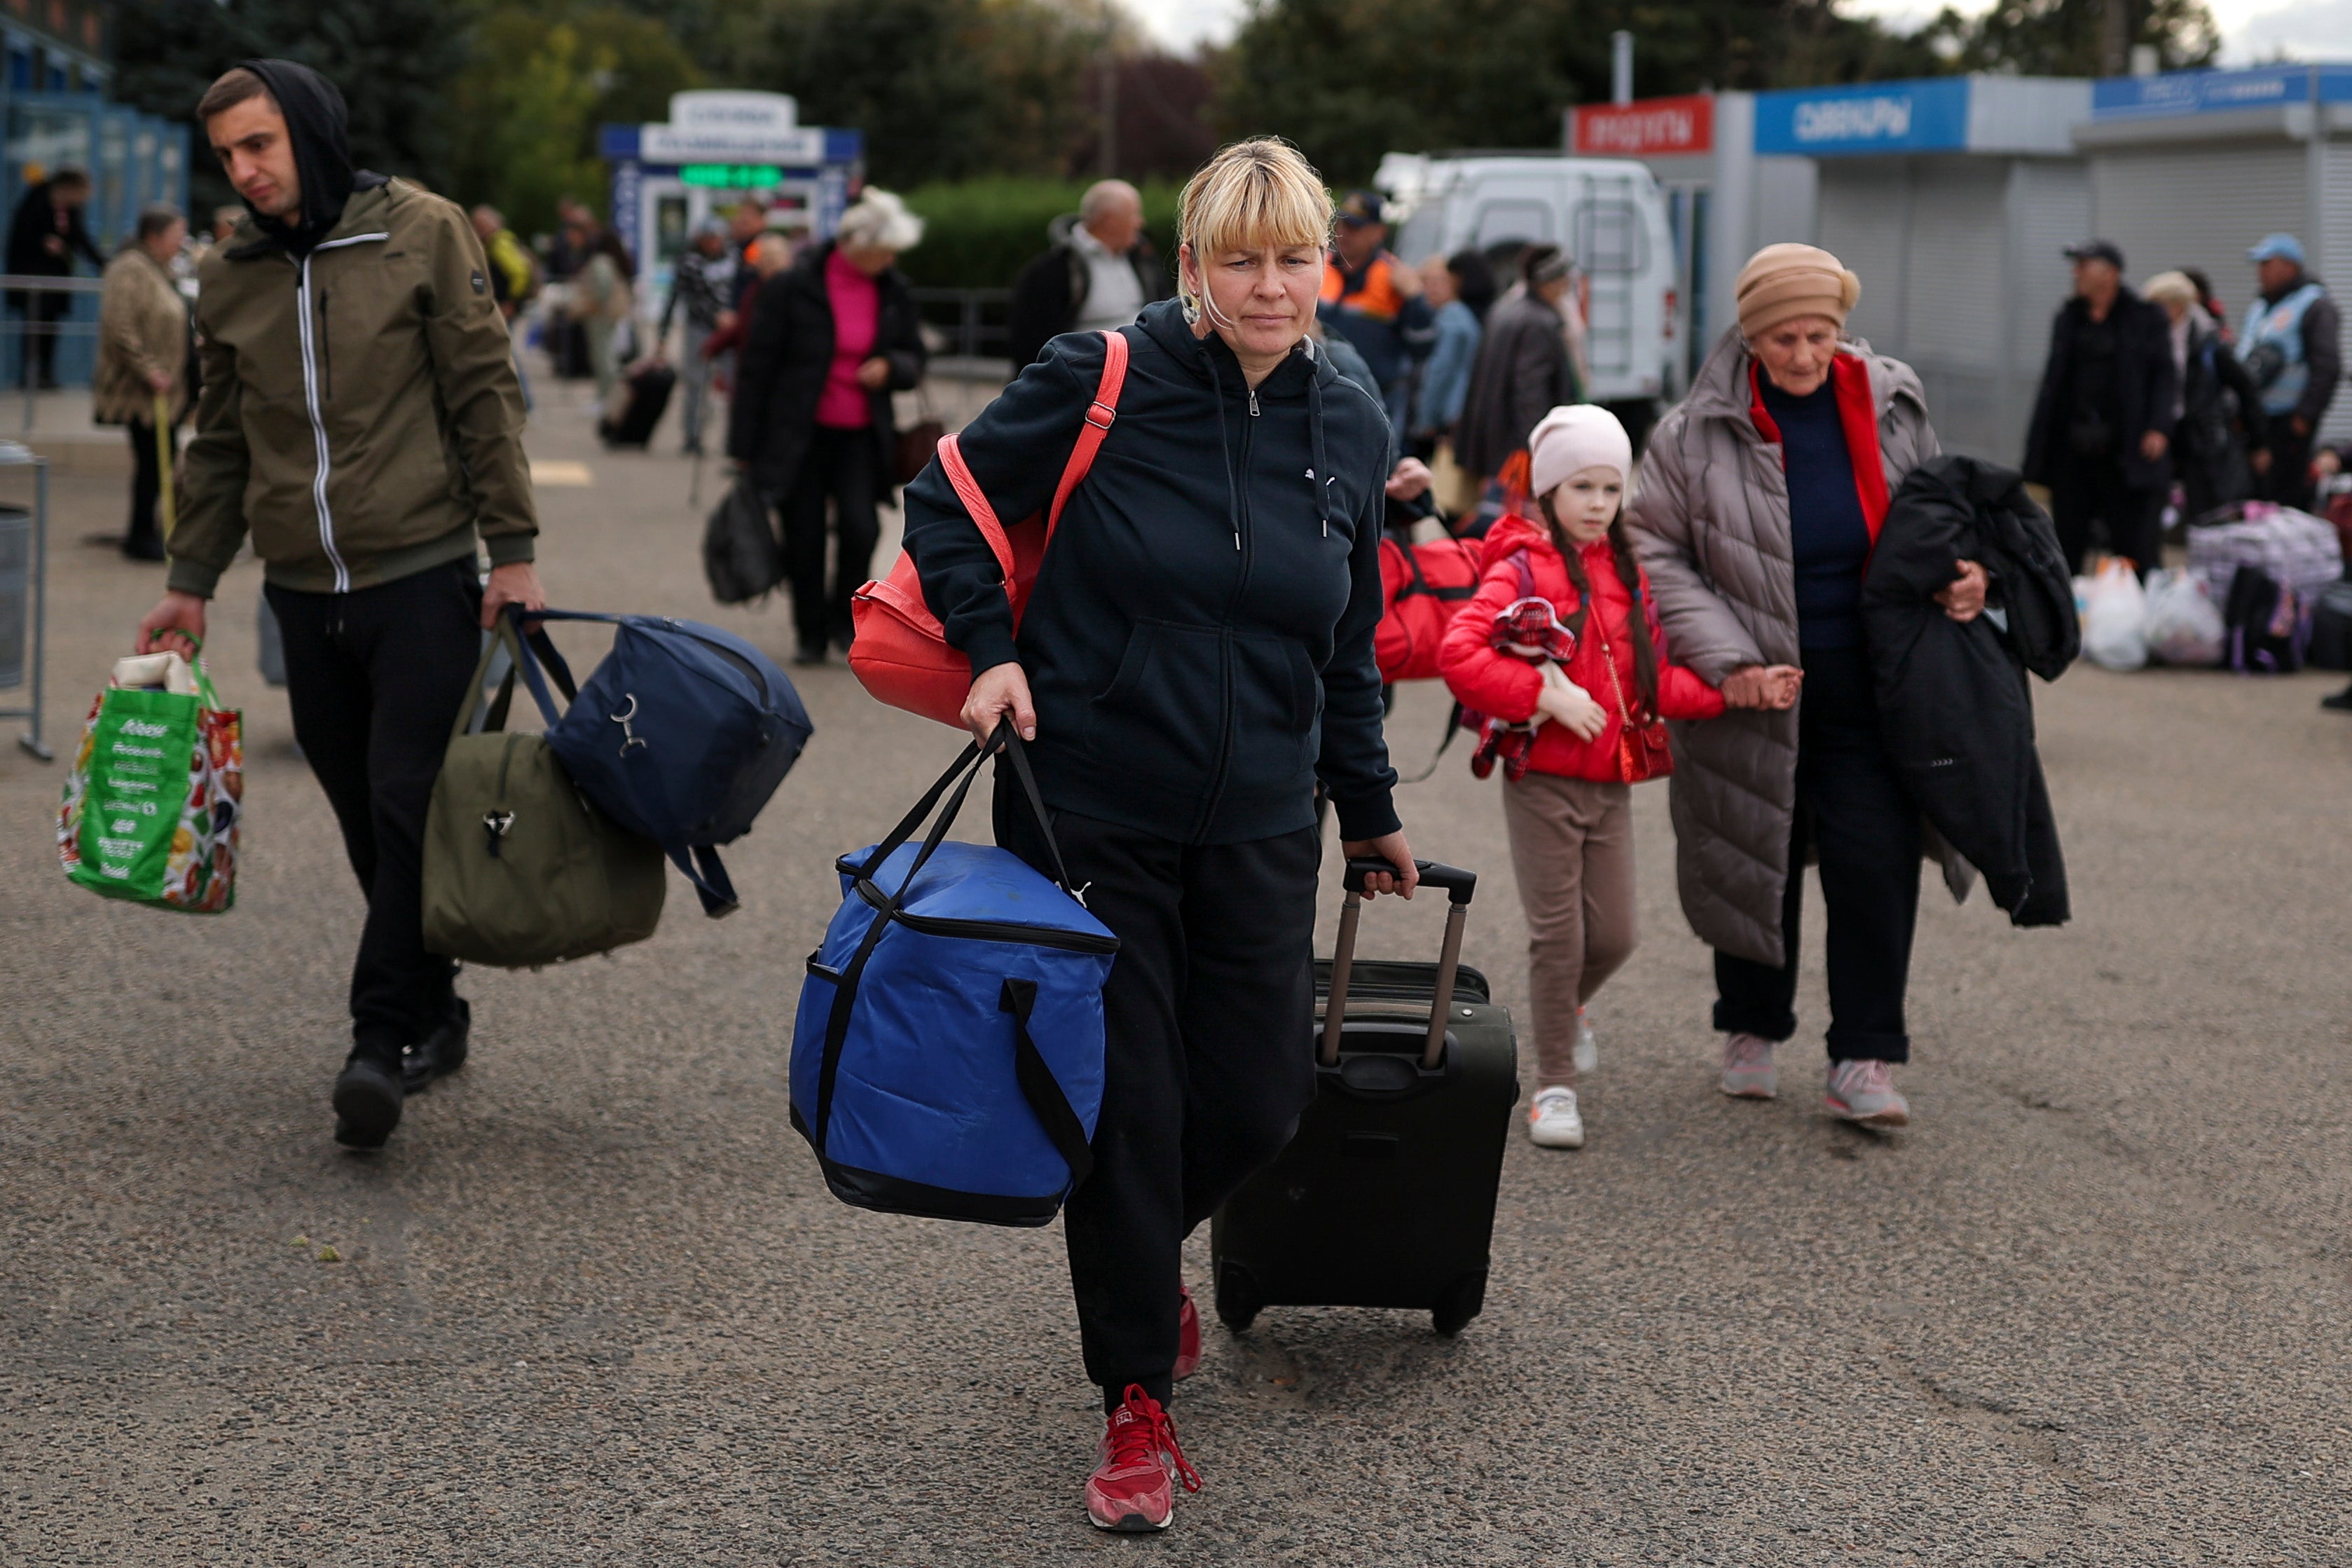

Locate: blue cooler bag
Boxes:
[530,608,813,918]
[792,731,1116,1225]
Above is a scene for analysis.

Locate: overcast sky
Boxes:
[1129,0,2346,64]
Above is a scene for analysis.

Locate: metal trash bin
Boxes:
[0,503,27,691]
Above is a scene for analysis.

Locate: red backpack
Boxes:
[1375,532,1483,682]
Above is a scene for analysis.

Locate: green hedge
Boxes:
[895,178,1185,290]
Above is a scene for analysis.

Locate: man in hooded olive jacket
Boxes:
[135,62,542,1152]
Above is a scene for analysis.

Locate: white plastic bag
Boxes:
[2081,558,2150,671]
[2142,567,2226,667]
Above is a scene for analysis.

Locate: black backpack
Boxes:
[2222,565,2307,673]
[702,474,784,605]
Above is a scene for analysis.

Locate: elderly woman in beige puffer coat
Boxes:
[94,203,192,561]
[1630,243,1988,1131]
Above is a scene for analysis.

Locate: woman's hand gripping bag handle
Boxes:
[1323,858,1478,1071]
[846,329,1129,725]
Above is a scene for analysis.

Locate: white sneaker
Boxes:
[1572,1009,1598,1077]
[1527,1086,1585,1148]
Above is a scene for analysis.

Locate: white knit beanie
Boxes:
[1527,404,1633,502]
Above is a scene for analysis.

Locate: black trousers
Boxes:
[995,783,1320,1411]
[2257,422,2318,513]
[266,558,484,1064]
[2049,459,2163,579]
[779,426,880,655]
[8,294,67,387]
[125,420,163,552]
[1713,645,1922,1064]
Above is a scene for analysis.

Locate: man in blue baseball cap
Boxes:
[2240,233,2339,511]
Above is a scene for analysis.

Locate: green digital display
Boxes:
[680,164,785,188]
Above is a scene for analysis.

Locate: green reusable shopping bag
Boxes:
[420,617,666,967]
[57,654,243,912]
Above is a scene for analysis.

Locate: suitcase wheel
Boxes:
[1431,1270,1487,1338]
[1213,1260,1263,1334]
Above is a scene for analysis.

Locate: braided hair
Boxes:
[1536,493,1662,722]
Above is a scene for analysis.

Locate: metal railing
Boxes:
[0,273,109,432]
[910,287,1013,363]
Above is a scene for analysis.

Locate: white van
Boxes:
[1377,153,1682,422]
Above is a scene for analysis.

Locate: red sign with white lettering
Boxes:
[1573,95,1714,157]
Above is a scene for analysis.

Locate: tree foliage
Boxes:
[1917,0,2221,77]
[447,4,702,235]
[1216,0,1946,186]
[109,0,2224,259]
[745,0,1127,187]
[112,0,471,214]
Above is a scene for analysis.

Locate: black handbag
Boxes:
[702,473,783,605]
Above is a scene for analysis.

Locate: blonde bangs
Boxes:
[1178,138,1332,262]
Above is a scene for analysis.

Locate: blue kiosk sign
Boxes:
[1753,78,1973,156]
[599,90,862,324]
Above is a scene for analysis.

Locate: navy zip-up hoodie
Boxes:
[902,298,1401,846]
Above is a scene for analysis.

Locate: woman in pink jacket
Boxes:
[1439,406,1796,1148]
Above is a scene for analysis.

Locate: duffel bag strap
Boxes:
[481,607,580,733]
[815,730,1088,1154]
[1000,977,1095,1189]
[668,844,740,919]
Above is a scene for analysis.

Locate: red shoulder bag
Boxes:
[848,329,1129,727]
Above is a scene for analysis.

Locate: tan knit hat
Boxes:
[1735,243,1862,341]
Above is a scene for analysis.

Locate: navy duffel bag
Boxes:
[524,608,812,917]
[792,729,1115,1225]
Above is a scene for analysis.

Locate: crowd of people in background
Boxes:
[2023,233,2341,574]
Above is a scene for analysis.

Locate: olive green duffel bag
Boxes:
[422,617,665,966]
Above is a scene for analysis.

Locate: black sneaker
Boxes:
[2322,684,2352,713]
[794,644,827,667]
[332,1054,405,1149]
[400,997,472,1094]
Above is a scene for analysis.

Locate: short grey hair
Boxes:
[136,203,184,242]
[1080,179,1141,224]
[837,188,923,254]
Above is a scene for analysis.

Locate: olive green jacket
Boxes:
[166,181,536,598]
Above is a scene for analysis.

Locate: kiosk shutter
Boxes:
[2091,145,2306,317]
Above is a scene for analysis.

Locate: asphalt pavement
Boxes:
[4,378,2351,1566]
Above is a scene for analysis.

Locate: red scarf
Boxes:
[1746,352,1891,546]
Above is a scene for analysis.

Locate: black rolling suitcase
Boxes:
[598,362,676,448]
[1210,857,1518,1338]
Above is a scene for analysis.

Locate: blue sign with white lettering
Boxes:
[1754,77,1971,156]
[2092,64,2352,119]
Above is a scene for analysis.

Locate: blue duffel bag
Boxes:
[792,729,1116,1225]
[523,607,813,917]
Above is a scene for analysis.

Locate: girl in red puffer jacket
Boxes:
[1438,405,1798,1150]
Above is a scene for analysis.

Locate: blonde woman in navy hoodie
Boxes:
[902,139,1416,1534]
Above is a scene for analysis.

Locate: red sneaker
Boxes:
[1174,1285,1201,1381]
[1085,1384,1202,1532]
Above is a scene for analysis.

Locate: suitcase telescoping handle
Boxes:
[1321,858,1478,1071]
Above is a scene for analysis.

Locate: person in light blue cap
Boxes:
[2239,233,2339,511]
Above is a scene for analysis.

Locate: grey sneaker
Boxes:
[1572,1009,1598,1078]
[1719,1033,1777,1099]
[1825,1059,1909,1127]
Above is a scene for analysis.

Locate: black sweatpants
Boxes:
[780,425,880,656]
[266,558,484,1064]
[995,783,1320,1412]
[1713,645,1922,1064]
[2049,459,2163,579]
[2256,422,2318,513]
[125,420,164,554]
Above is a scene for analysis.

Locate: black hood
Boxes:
[237,59,387,254]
